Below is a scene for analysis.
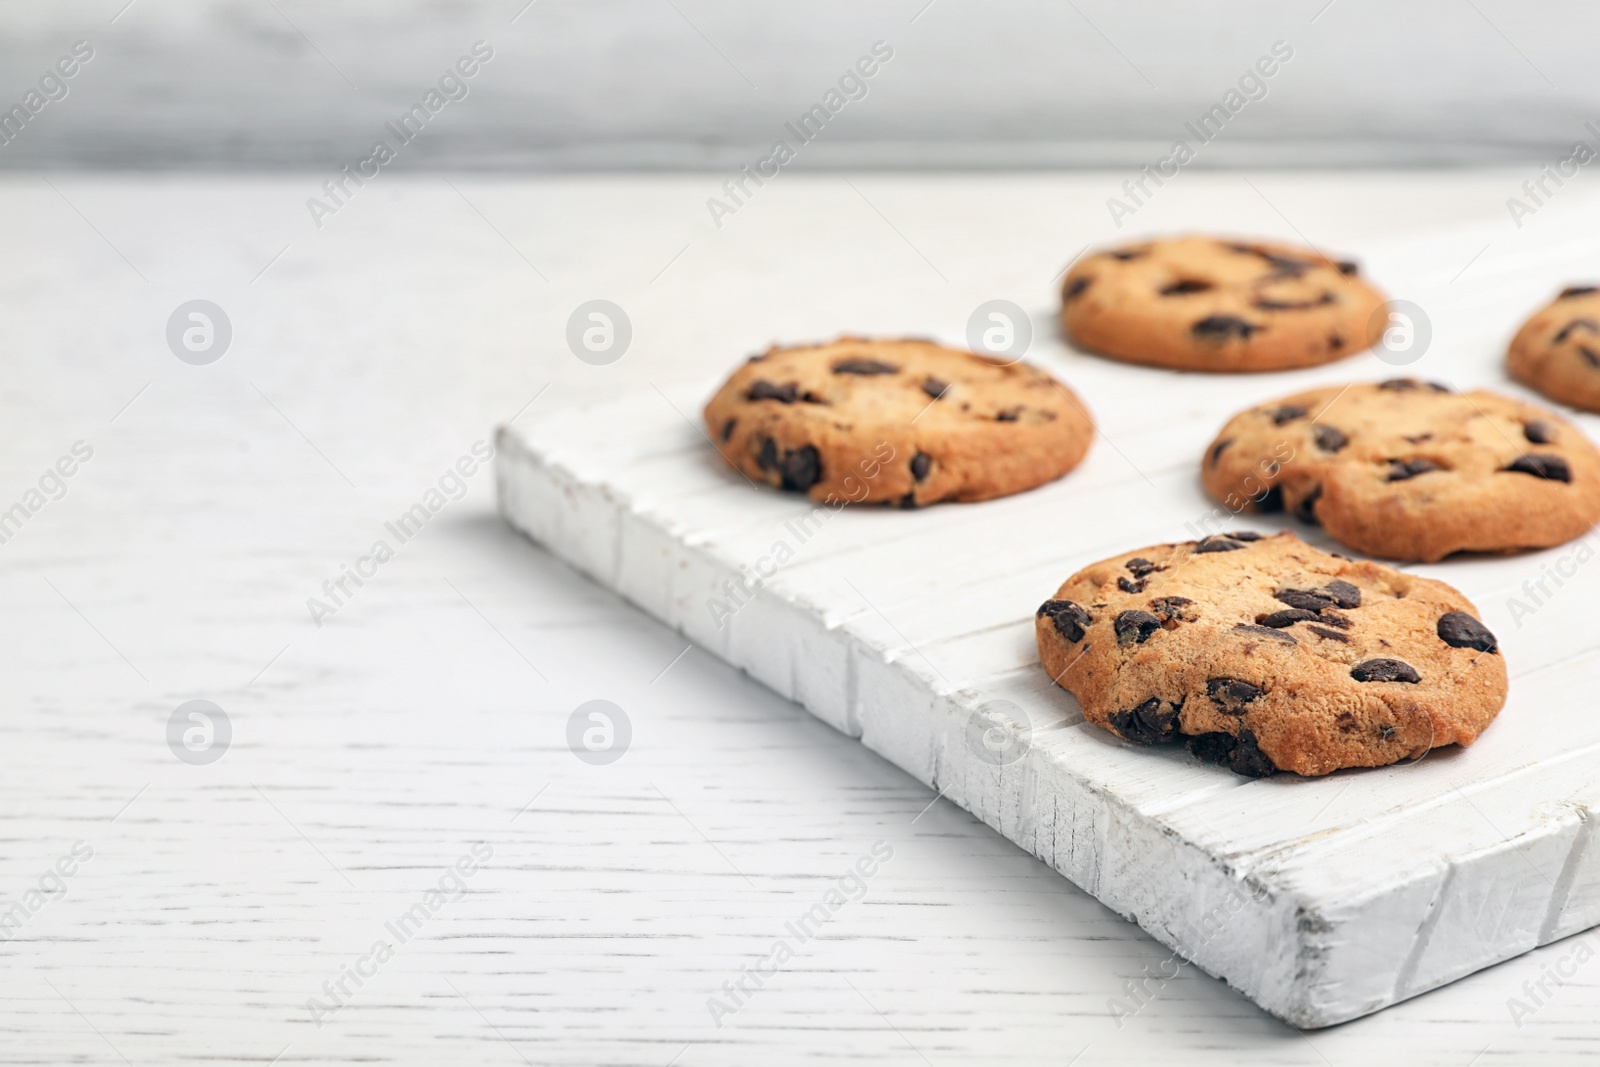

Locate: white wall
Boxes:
[0,0,1594,168]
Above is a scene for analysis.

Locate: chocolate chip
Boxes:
[1379,725,1397,740]
[1125,557,1158,578]
[832,359,898,375]
[780,446,821,491]
[1325,580,1361,608]
[757,437,779,471]
[1193,315,1258,341]
[748,380,800,403]
[1505,454,1571,482]
[1161,279,1213,295]
[1328,334,1345,350]
[1378,379,1420,391]
[1583,346,1600,368]
[921,378,949,400]
[1233,623,1297,645]
[1306,625,1349,642]
[1561,286,1598,299]
[1108,697,1178,745]
[1065,276,1092,299]
[1188,729,1275,777]
[1525,420,1558,444]
[911,453,931,481]
[1195,536,1245,553]
[1314,425,1348,452]
[1209,438,1234,468]
[1337,260,1359,276]
[1275,588,1333,611]
[1118,576,1146,594]
[1260,253,1311,277]
[1149,596,1194,622]
[1109,249,1146,261]
[1227,246,1311,278]
[1294,484,1322,524]
[1255,486,1284,513]
[720,418,736,443]
[1437,611,1498,653]
[1189,732,1234,764]
[1315,610,1352,629]
[1037,599,1091,642]
[1336,712,1358,733]
[995,408,1022,422]
[1554,318,1600,343]
[897,492,918,509]
[1427,381,1453,393]
[1271,405,1308,425]
[1227,731,1276,777]
[1351,658,1421,683]
[1386,458,1439,482]
[1255,293,1336,311]
[1226,530,1264,541]
[1115,610,1162,646]
[1259,608,1316,628]
[1206,677,1263,713]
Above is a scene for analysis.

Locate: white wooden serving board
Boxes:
[494,224,1600,1029]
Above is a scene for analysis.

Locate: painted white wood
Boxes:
[497,228,1600,1028]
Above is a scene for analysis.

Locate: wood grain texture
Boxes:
[4,171,1600,1062]
[495,365,1600,1027]
[498,196,1600,1029]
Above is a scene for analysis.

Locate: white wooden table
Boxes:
[3,170,1598,1064]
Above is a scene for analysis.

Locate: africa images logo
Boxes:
[0,40,94,149]
[704,41,894,229]
[305,41,494,229]
[1106,40,1293,227]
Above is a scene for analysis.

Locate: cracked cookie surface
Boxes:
[1060,235,1387,372]
[1202,379,1600,561]
[1035,531,1507,778]
[1508,286,1600,413]
[702,337,1094,505]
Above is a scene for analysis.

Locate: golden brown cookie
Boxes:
[1201,379,1600,562]
[1060,235,1388,372]
[1508,285,1600,412]
[702,337,1094,506]
[1035,530,1507,778]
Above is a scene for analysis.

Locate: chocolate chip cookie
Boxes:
[1060,236,1388,372]
[702,337,1094,506]
[1202,379,1600,561]
[1035,531,1507,777]
[1508,285,1600,413]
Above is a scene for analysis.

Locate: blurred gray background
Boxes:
[0,0,1592,169]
